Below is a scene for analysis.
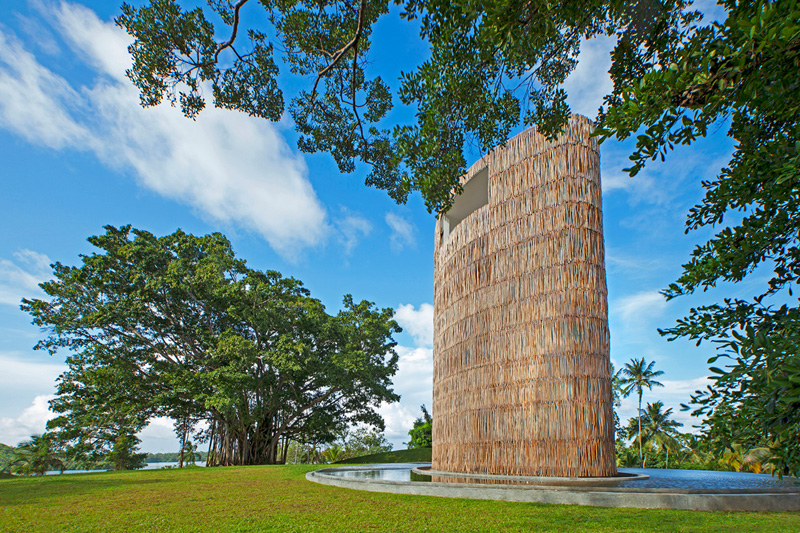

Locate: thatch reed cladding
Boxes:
[432,114,616,477]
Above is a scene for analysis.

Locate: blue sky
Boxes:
[0,0,747,452]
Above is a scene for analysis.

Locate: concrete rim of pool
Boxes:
[306,464,800,512]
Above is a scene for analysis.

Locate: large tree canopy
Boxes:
[23,226,400,466]
[116,0,688,213]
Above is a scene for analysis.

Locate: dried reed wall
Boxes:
[432,114,616,477]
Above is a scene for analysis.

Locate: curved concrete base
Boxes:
[307,465,800,511]
[413,466,649,486]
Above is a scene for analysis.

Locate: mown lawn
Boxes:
[0,465,798,532]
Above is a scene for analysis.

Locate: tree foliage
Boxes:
[23,226,400,466]
[8,434,65,476]
[341,426,393,458]
[634,1,800,477]
[117,0,402,204]
[624,401,682,468]
[407,404,432,448]
[107,434,148,471]
[117,0,694,213]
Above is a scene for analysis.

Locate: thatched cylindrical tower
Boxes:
[432,114,616,477]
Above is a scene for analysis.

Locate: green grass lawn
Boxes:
[1,465,798,532]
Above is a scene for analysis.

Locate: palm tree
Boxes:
[679,433,713,467]
[640,401,683,468]
[322,444,343,464]
[719,443,775,473]
[610,363,624,441]
[10,434,65,476]
[618,358,664,467]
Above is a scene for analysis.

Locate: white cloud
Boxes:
[0,352,66,445]
[385,213,416,252]
[15,13,61,56]
[335,208,372,255]
[0,3,329,259]
[137,417,179,453]
[608,291,671,356]
[660,377,713,396]
[393,345,433,395]
[661,376,713,432]
[601,169,637,194]
[379,345,433,447]
[0,351,66,391]
[616,376,711,436]
[563,35,616,118]
[0,250,52,306]
[605,248,666,276]
[599,144,672,202]
[377,402,419,446]
[49,1,132,82]
[394,303,434,347]
[600,126,733,212]
[0,30,90,149]
[380,303,434,448]
[0,395,56,447]
[614,290,667,322]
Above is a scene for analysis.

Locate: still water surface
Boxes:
[45,461,206,475]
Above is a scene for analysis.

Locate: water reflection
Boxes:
[329,463,430,482]
[616,468,800,490]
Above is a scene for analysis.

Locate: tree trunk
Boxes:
[208,414,292,466]
[280,437,290,465]
[637,389,643,468]
[207,422,216,466]
[179,418,188,468]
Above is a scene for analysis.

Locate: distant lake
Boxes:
[141,461,206,470]
[45,461,206,475]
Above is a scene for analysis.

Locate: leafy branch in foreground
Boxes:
[117,0,401,202]
[118,0,690,213]
[621,0,800,476]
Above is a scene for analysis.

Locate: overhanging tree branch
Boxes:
[309,0,366,105]
[214,0,252,62]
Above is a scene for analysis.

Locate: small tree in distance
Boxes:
[407,405,432,449]
[107,434,147,471]
[341,427,392,459]
[625,401,683,468]
[9,434,65,476]
[618,358,664,468]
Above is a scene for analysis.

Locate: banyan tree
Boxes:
[24,226,400,467]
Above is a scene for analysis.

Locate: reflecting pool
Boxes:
[324,464,800,490]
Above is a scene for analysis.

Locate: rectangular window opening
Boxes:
[440,166,489,243]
